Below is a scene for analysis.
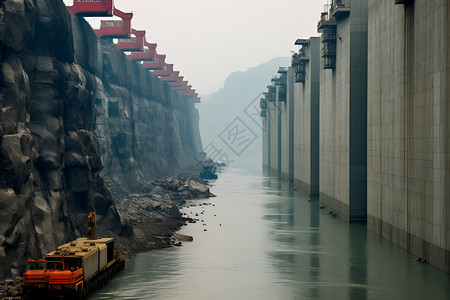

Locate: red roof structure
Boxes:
[67,0,114,17]
[142,54,166,70]
[116,29,145,51]
[159,72,181,82]
[151,64,174,77]
[142,61,164,70]
[167,80,185,87]
[94,8,133,39]
[171,81,189,89]
[127,41,157,61]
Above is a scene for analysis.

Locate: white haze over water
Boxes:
[64,0,325,95]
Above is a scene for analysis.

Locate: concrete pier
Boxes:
[262,114,269,170]
[293,38,320,195]
[318,0,368,221]
[280,68,295,182]
[268,84,281,176]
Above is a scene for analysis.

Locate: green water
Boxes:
[90,168,450,300]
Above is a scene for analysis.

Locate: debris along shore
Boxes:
[111,173,215,257]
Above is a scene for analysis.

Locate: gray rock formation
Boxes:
[0,0,202,280]
[95,40,202,192]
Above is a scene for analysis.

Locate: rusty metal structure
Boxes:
[87,212,97,240]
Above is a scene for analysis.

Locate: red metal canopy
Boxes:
[167,80,185,87]
[159,72,181,82]
[178,89,196,96]
[94,8,133,39]
[171,81,189,89]
[142,54,165,70]
[67,0,114,17]
[142,61,164,70]
[151,64,174,77]
[165,77,184,85]
[116,29,145,51]
[128,42,157,61]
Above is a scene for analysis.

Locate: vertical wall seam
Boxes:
[404,1,409,254]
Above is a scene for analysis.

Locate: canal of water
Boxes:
[90,168,450,300]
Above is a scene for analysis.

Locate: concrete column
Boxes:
[288,67,295,183]
[293,37,320,195]
[318,0,368,221]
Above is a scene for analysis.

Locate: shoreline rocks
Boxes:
[174,233,194,242]
[110,173,213,257]
[156,176,212,200]
[0,277,23,299]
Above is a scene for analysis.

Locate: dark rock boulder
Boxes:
[0,129,33,193]
[1,0,36,54]
[169,205,182,219]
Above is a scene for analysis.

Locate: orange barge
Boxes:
[23,213,124,299]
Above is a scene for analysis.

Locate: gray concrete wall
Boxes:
[281,69,295,181]
[310,39,320,196]
[294,38,320,195]
[348,0,368,221]
[276,86,282,177]
[288,68,295,182]
[319,15,351,217]
[319,0,368,220]
[262,116,269,168]
[294,57,312,193]
[269,96,279,175]
[280,82,289,178]
[367,0,450,273]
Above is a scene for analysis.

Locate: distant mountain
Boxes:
[198,57,290,172]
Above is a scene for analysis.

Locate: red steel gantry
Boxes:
[65,1,200,103]
[171,81,189,89]
[152,64,174,77]
[94,8,133,39]
[159,71,181,82]
[67,1,133,38]
[128,40,157,61]
[116,29,145,51]
[142,54,166,70]
[67,0,114,17]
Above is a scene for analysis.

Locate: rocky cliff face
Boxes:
[96,40,202,192]
[0,0,202,280]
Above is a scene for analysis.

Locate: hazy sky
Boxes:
[66,0,327,95]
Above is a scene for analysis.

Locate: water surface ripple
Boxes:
[91,168,450,300]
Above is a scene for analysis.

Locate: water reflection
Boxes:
[260,171,449,300]
[348,224,368,300]
[309,196,320,299]
[91,168,450,300]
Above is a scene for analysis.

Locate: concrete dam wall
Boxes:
[261,0,450,273]
[0,0,202,279]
